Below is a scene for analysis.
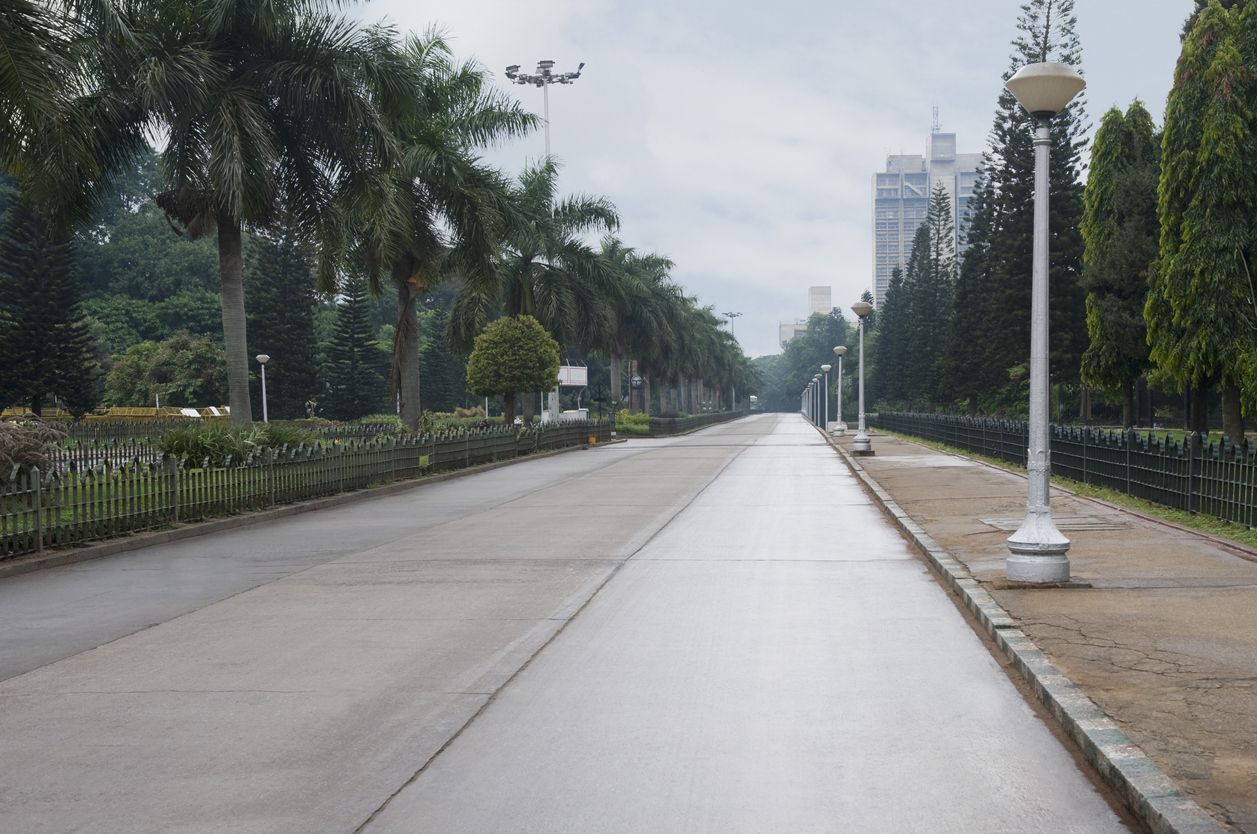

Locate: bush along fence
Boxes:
[648,409,748,436]
[871,413,1257,529]
[0,421,611,560]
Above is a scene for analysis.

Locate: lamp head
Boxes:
[821,364,832,373]
[851,301,873,319]
[255,354,270,365]
[834,345,847,357]
[1005,62,1086,118]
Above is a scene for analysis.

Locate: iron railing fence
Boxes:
[870,413,1256,529]
[1,421,612,560]
[648,410,747,436]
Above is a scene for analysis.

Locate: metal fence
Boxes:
[870,413,1257,529]
[648,410,747,436]
[1,421,611,560]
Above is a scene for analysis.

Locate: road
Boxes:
[0,415,1131,833]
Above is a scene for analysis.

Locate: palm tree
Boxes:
[598,237,674,408]
[331,29,536,431]
[101,0,399,424]
[1,0,68,176]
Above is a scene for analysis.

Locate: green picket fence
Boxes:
[0,422,611,560]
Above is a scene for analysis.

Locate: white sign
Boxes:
[557,365,588,387]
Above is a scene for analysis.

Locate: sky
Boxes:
[360,0,1192,358]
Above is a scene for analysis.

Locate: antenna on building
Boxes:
[932,105,940,134]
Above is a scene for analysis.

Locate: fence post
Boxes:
[31,467,42,554]
[1187,432,1201,515]
[165,456,179,524]
[1125,428,1133,496]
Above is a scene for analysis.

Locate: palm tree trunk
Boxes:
[1122,380,1135,430]
[393,262,422,432]
[642,377,651,416]
[218,216,252,425]
[610,347,622,408]
[1222,383,1244,444]
[1190,380,1209,435]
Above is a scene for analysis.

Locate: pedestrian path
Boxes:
[363,417,1130,833]
[841,429,1257,833]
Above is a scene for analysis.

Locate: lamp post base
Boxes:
[831,422,847,436]
[852,432,872,454]
[1006,515,1071,583]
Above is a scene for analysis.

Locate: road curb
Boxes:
[820,428,1229,834]
[0,443,604,581]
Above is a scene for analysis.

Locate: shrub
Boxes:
[615,409,650,435]
[155,422,318,467]
[0,419,67,472]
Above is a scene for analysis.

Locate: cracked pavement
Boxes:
[851,430,1257,832]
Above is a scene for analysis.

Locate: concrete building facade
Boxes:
[872,129,982,306]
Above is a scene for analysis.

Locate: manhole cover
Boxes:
[980,515,1128,532]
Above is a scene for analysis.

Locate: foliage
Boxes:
[465,316,560,424]
[1147,1,1257,438]
[155,422,318,467]
[104,332,226,408]
[0,418,66,472]
[419,307,470,412]
[322,275,388,421]
[0,191,102,416]
[245,227,321,420]
[1079,102,1160,427]
[753,311,851,414]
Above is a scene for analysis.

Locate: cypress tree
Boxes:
[323,275,387,420]
[245,227,321,420]
[901,183,955,408]
[418,307,468,413]
[871,266,908,407]
[1079,102,1159,428]
[1147,2,1257,440]
[954,0,1089,412]
[0,195,101,417]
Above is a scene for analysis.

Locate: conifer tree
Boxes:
[323,275,387,420]
[245,227,321,420]
[418,307,468,413]
[0,194,101,417]
[1079,102,1159,428]
[871,266,908,407]
[952,0,1089,411]
[901,184,955,408]
[1147,2,1257,440]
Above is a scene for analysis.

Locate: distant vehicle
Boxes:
[748,395,760,411]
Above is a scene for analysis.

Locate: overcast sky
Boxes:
[361,0,1191,358]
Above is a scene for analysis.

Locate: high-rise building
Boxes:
[872,126,982,306]
[807,286,832,317]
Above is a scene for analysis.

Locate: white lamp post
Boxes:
[256,354,271,424]
[851,302,873,454]
[821,364,832,430]
[812,374,822,427]
[833,346,848,435]
[1003,61,1086,584]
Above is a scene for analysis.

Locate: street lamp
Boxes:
[812,374,822,427]
[821,364,832,429]
[1003,61,1086,584]
[504,60,584,158]
[723,311,743,337]
[833,346,848,435]
[851,302,873,454]
[256,354,271,423]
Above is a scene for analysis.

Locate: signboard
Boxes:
[558,365,588,387]
[630,375,644,389]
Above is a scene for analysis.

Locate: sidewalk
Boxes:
[833,430,1257,833]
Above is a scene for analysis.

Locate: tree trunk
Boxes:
[1221,383,1244,444]
[1190,380,1209,435]
[1121,380,1135,430]
[218,216,252,425]
[642,377,651,416]
[610,347,622,409]
[392,260,422,432]
[504,390,516,425]
[1078,385,1092,422]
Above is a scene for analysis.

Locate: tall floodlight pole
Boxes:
[504,60,585,158]
[851,302,873,454]
[821,365,832,429]
[1004,62,1086,584]
[723,311,743,338]
[833,345,847,435]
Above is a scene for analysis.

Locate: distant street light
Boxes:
[1003,61,1086,584]
[851,302,873,455]
[821,364,832,430]
[812,374,822,427]
[723,311,743,338]
[833,346,848,435]
[256,354,271,424]
[505,60,584,158]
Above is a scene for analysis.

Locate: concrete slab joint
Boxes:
[814,423,1230,834]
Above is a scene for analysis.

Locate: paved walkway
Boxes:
[839,429,1257,833]
[1,416,1131,833]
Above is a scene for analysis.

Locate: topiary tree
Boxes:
[465,315,560,426]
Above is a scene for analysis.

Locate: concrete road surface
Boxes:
[0,415,1130,833]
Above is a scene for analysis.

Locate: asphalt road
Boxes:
[0,415,1131,833]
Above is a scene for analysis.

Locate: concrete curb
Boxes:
[0,442,612,581]
[821,429,1229,834]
